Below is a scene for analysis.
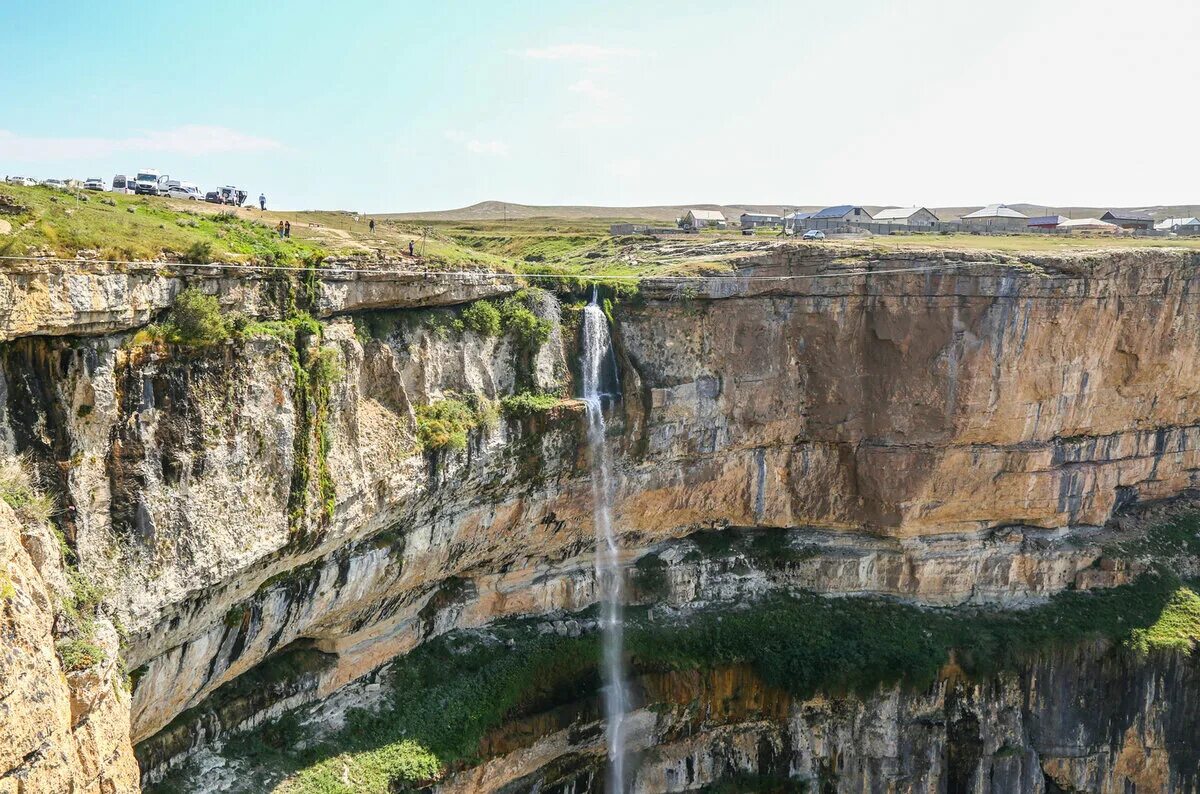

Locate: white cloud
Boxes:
[515,43,637,61]
[465,139,509,156]
[445,130,508,156]
[0,125,281,161]
[560,79,629,130]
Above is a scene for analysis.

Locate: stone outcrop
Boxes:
[0,497,138,793]
[0,260,513,341]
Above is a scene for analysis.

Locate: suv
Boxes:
[5,176,38,186]
[84,177,105,191]
[802,229,826,240]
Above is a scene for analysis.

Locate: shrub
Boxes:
[498,291,552,350]
[169,287,228,342]
[182,240,214,263]
[309,346,342,388]
[0,455,55,525]
[57,638,105,672]
[461,301,501,336]
[500,392,561,418]
[415,397,478,451]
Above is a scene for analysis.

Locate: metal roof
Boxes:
[1027,215,1068,226]
[740,212,782,220]
[873,206,934,221]
[811,205,864,219]
[783,211,813,220]
[1058,217,1119,229]
[961,204,1028,220]
[1155,217,1200,229]
[1100,210,1153,223]
[686,209,726,221]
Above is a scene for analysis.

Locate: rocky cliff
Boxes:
[2,245,1199,793]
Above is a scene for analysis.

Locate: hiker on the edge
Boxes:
[259,193,266,211]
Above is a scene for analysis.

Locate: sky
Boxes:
[3,0,1198,212]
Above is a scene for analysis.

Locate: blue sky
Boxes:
[3,0,1198,211]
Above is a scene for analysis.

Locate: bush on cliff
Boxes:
[499,391,561,418]
[415,397,479,451]
[461,300,502,337]
[498,290,552,350]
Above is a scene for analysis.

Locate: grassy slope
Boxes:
[152,510,1200,794]
[0,183,328,264]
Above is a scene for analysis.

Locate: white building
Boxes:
[960,204,1028,231]
[682,209,727,229]
[873,206,939,226]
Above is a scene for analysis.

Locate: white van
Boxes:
[134,169,167,196]
[112,174,133,193]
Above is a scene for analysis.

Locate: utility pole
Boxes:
[421,226,429,258]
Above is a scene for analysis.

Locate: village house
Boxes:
[810,205,873,224]
[1099,210,1154,231]
[740,212,783,228]
[872,206,939,227]
[1155,217,1200,234]
[681,209,727,230]
[1027,215,1068,230]
[960,204,1028,232]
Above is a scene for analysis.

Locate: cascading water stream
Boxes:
[581,290,629,793]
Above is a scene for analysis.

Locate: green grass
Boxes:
[165,570,1198,794]
[0,183,325,263]
[1128,585,1200,653]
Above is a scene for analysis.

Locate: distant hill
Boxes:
[384,200,1200,223]
[380,201,821,223]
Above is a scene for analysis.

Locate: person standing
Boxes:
[284,220,291,238]
[369,219,376,235]
[408,240,414,257]
[277,220,285,239]
[259,193,266,211]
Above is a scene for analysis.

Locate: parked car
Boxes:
[5,176,38,186]
[84,177,105,191]
[166,182,203,200]
[204,190,223,204]
[41,179,69,190]
[802,229,826,240]
[112,174,133,194]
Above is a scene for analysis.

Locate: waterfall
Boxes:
[581,290,628,793]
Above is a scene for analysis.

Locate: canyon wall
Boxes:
[444,643,1200,794]
[2,245,1199,791]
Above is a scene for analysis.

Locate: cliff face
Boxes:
[2,246,1199,792]
[444,644,1200,794]
[0,491,138,792]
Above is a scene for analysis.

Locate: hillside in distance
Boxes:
[385,199,1200,223]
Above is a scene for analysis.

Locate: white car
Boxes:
[802,229,826,240]
[41,179,69,190]
[5,176,38,186]
[84,178,105,191]
[166,184,204,200]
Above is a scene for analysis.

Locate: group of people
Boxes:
[276,220,291,239]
